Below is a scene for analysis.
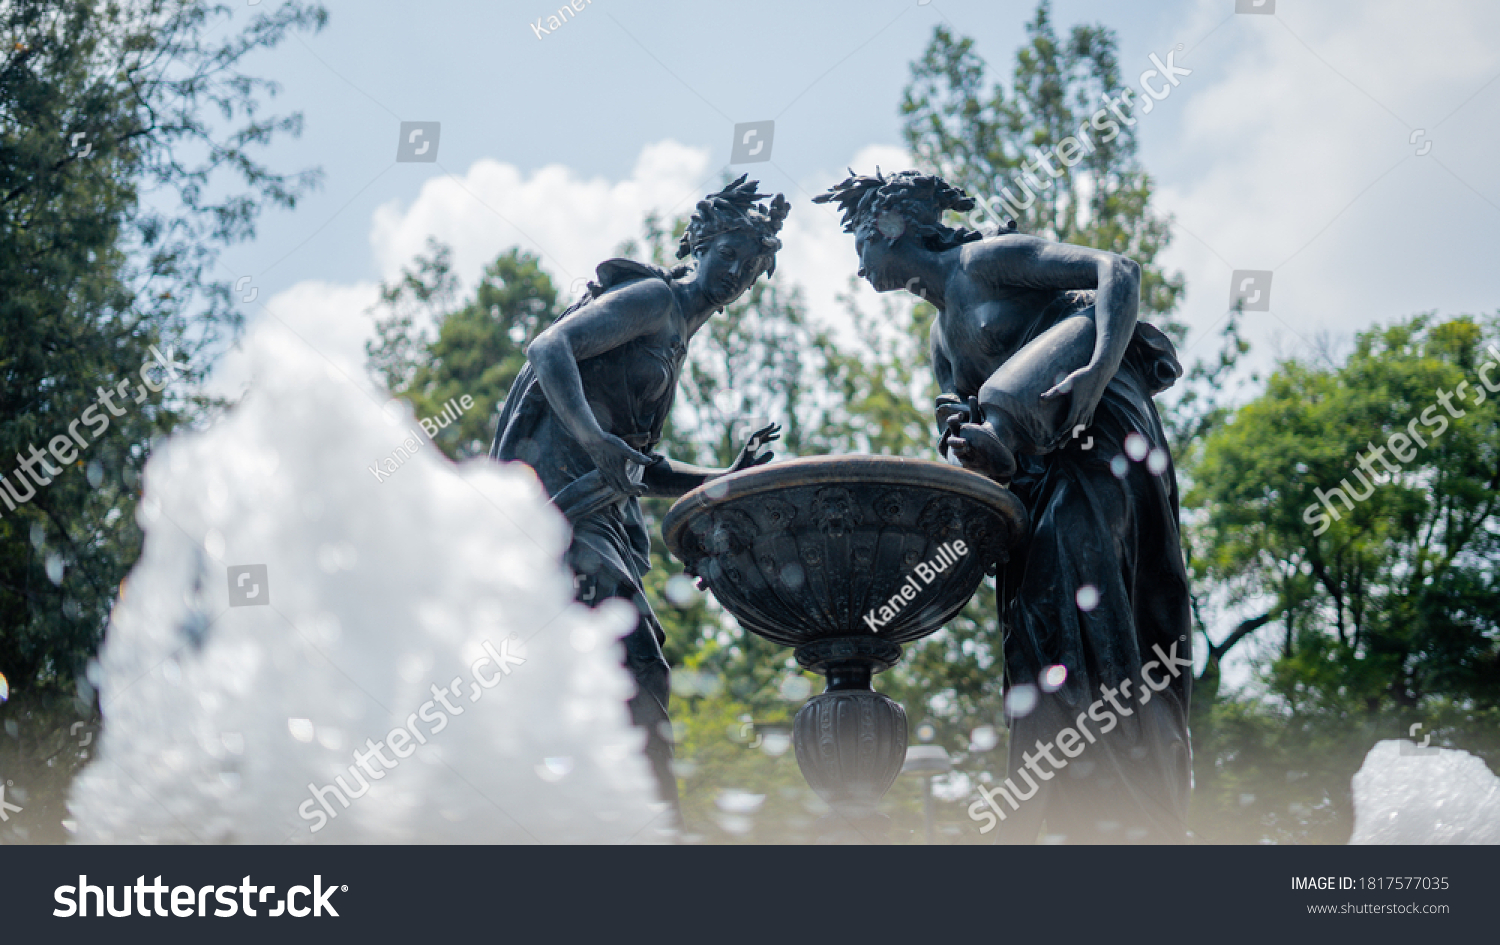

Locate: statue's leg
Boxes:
[994,367,1192,844]
[575,564,681,815]
[948,311,1097,482]
[619,593,681,813]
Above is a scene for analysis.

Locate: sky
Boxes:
[205,0,1500,680]
[211,0,1500,377]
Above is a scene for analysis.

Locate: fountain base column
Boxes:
[792,637,906,841]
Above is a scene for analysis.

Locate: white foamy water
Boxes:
[1349,739,1500,844]
[69,324,664,843]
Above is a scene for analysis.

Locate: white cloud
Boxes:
[1156,0,1500,369]
[370,139,714,293]
[214,138,921,404]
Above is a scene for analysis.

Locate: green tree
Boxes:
[1185,313,1500,842]
[367,239,555,459]
[0,0,325,694]
[900,2,1185,334]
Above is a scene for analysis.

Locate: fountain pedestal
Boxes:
[664,456,1027,840]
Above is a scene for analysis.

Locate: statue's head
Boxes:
[678,175,789,309]
[814,169,982,291]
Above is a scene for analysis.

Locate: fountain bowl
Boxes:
[664,456,1028,835]
[663,455,1028,651]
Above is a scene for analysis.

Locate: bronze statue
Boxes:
[490,176,785,809]
[817,170,1192,843]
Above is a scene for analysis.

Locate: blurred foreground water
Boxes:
[67,325,665,843]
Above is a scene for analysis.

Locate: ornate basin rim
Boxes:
[663,454,1025,553]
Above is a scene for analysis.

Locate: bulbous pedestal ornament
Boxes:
[665,456,1027,842]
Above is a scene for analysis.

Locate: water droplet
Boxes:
[398,652,431,684]
[1146,448,1168,475]
[318,542,353,574]
[759,731,791,757]
[779,562,805,590]
[970,725,999,751]
[535,756,573,782]
[45,553,65,585]
[203,529,225,561]
[569,626,596,652]
[1075,584,1100,612]
[1109,455,1129,479]
[670,670,721,698]
[0,671,7,704]
[1041,664,1068,692]
[715,789,766,815]
[221,733,245,755]
[664,574,699,606]
[86,461,104,488]
[779,675,812,701]
[287,718,315,743]
[1005,684,1038,718]
[29,523,44,548]
[704,479,729,500]
[301,495,324,521]
[1124,432,1149,461]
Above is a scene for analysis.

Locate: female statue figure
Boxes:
[491,176,786,809]
[817,170,1192,843]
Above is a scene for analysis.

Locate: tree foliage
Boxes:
[900,3,1184,334]
[0,0,324,693]
[1185,313,1500,841]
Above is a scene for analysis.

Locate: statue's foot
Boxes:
[943,421,1017,484]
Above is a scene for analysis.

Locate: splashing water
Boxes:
[68,325,660,843]
[1350,740,1500,844]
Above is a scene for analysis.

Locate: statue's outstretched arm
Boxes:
[640,423,781,498]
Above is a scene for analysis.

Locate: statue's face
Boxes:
[854,212,907,292]
[697,230,767,307]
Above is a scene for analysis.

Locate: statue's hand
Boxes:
[935,393,968,434]
[582,432,653,498]
[1041,362,1110,433]
[728,422,781,473]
